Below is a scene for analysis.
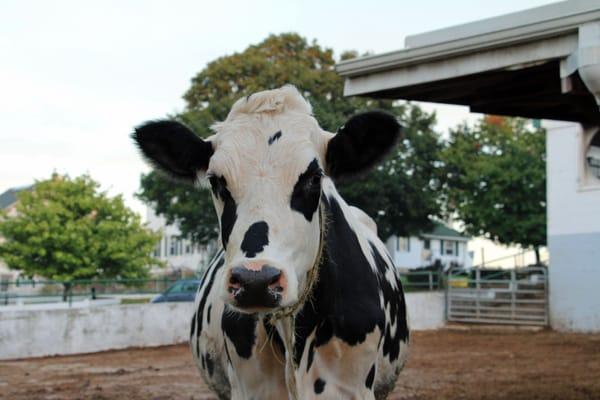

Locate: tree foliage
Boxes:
[137,33,444,244]
[0,174,161,292]
[441,116,546,253]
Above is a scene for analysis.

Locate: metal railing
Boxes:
[0,277,182,306]
[1,269,445,306]
[399,270,443,291]
[446,266,548,326]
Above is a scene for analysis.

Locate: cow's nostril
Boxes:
[268,273,281,286]
[229,275,241,286]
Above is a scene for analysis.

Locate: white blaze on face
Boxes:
[207,86,330,309]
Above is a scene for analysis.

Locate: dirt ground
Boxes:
[1,327,599,400]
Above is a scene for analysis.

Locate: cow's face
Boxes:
[133,86,400,314]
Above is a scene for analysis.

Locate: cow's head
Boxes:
[133,86,400,314]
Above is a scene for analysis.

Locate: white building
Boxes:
[337,0,600,332]
[146,207,217,275]
[386,222,472,271]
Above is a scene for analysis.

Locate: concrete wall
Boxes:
[0,302,195,360]
[0,292,445,360]
[545,120,600,332]
[406,291,446,330]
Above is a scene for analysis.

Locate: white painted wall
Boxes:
[546,121,600,236]
[406,291,446,330]
[0,302,194,360]
[545,120,600,333]
[0,292,445,360]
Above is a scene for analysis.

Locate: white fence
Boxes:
[0,292,444,360]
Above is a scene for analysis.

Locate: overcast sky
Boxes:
[1,0,559,216]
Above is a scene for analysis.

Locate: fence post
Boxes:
[510,269,516,321]
[428,272,433,291]
[475,268,481,319]
[444,269,449,322]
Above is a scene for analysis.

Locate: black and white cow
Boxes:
[133,86,409,399]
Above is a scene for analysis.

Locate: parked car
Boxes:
[151,279,200,303]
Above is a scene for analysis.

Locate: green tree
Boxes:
[0,174,161,300]
[138,33,443,244]
[441,116,546,262]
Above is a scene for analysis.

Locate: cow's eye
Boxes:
[310,173,323,187]
[303,171,323,193]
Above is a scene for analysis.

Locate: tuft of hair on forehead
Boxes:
[222,85,312,123]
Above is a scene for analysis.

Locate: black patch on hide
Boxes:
[290,158,322,222]
[240,221,269,258]
[210,176,237,248]
[365,364,376,389]
[222,308,257,359]
[293,195,386,366]
[369,242,409,360]
[268,131,282,145]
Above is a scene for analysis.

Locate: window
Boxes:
[586,131,600,181]
[424,239,430,250]
[396,237,410,252]
[170,236,178,256]
[153,241,161,258]
[444,240,455,255]
[185,243,191,254]
[581,127,600,189]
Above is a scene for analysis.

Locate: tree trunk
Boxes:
[62,282,72,302]
[534,247,541,265]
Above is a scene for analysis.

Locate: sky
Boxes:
[1,0,559,218]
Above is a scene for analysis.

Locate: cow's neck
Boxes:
[274,179,384,371]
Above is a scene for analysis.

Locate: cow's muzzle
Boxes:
[227,264,284,309]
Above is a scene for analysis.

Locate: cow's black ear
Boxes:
[132,120,213,182]
[325,111,401,181]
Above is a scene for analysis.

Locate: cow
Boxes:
[133,85,410,399]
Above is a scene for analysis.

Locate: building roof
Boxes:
[0,186,32,210]
[422,221,469,241]
[336,0,600,124]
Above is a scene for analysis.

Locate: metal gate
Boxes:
[446,266,548,326]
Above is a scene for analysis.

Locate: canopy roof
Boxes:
[337,0,600,124]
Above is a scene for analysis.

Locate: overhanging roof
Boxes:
[337,0,600,124]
